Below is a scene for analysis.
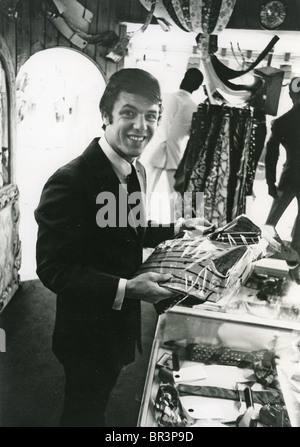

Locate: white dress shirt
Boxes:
[99,137,181,310]
[99,137,142,311]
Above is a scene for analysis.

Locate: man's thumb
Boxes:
[155,273,172,283]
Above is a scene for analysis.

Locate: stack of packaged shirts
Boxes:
[136,215,280,314]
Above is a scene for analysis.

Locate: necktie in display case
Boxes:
[137,307,300,427]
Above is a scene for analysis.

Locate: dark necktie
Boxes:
[127,164,143,237]
[127,164,141,196]
[177,383,284,406]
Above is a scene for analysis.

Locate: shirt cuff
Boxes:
[287,261,299,270]
[112,278,127,310]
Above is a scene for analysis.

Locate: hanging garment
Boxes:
[175,103,266,226]
[203,111,231,226]
[231,114,253,219]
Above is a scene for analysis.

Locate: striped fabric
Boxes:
[137,236,251,302]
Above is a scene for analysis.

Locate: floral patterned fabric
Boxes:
[0,186,21,312]
[186,104,223,194]
[201,0,211,34]
[208,0,223,34]
[203,112,230,226]
[189,0,203,33]
[171,0,193,30]
[162,0,190,31]
[139,0,236,34]
[212,0,237,34]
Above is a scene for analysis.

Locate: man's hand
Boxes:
[179,217,214,236]
[125,272,175,304]
[268,183,279,199]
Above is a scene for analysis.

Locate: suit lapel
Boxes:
[82,139,146,240]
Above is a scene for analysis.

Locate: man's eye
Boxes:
[122,110,135,118]
[146,114,158,121]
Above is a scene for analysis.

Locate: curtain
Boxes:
[174,103,266,226]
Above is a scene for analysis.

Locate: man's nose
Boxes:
[133,114,147,131]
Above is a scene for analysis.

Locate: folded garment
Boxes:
[209,215,261,245]
[137,216,280,313]
[137,237,252,307]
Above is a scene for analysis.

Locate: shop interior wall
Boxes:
[0,0,124,78]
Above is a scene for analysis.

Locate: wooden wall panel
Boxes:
[96,0,110,75]
[30,0,46,55]
[83,0,99,64]
[44,14,60,52]
[57,33,73,49]
[106,0,118,79]
[1,16,17,75]
[0,0,124,79]
[16,1,31,74]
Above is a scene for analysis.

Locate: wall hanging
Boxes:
[139,0,281,106]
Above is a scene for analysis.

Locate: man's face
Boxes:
[103,91,159,162]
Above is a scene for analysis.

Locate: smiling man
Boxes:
[103,91,159,160]
[34,68,203,427]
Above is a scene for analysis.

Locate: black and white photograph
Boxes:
[1,0,300,430]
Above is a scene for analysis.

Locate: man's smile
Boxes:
[128,135,147,142]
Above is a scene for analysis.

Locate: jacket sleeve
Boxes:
[265,119,280,186]
[34,169,120,312]
[143,221,176,248]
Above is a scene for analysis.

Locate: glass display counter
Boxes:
[137,307,300,428]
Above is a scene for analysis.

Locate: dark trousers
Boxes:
[266,185,300,258]
[59,354,123,427]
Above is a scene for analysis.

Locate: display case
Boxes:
[138,306,300,427]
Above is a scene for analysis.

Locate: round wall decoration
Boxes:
[260,1,287,30]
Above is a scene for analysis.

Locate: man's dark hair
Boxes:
[100,68,162,128]
[180,68,204,93]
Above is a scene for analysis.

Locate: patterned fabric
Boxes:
[140,0,236,34]
[212,0,237,34]
[245,112,266,196]
[172,0,193,30]
[226,108,248,222]
[136,236,251,303]
[154,384,190,427]
[201,0,212,34]
[208,0,223,34]
[185,104,223,194]
[210,215,262,245]
[231,115,252,219]
[189,0,203,33]
[177,383,284,406]
[204,112,230,226]
[0,186,21,312]
[175,104,260,226]
[162,0,190,31]
[175,103,209,195]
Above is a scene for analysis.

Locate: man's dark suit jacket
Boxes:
[35,138,175,365]
[265,103,300,191]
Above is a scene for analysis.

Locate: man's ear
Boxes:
[102,112,110,127]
